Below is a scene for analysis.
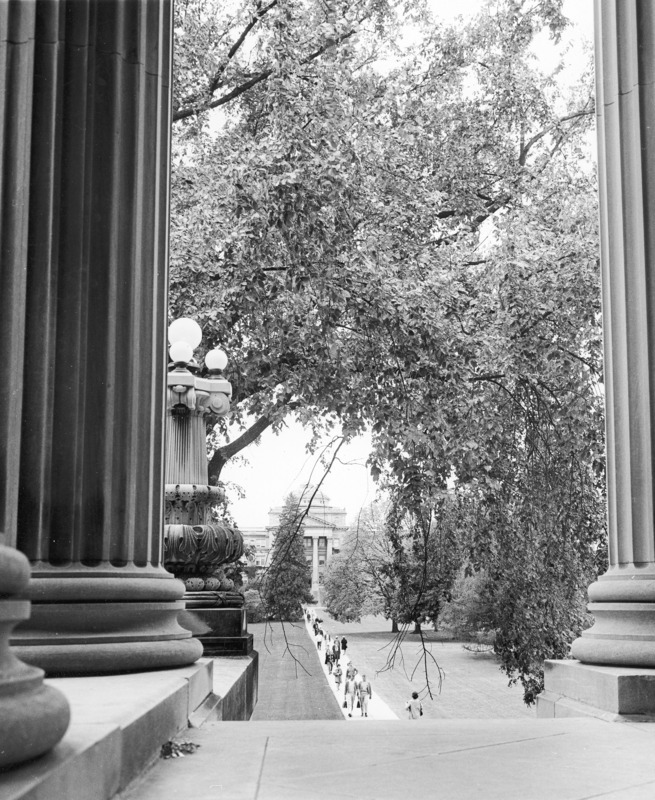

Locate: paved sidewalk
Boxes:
[303,614,397,720]
[249,621,343,721]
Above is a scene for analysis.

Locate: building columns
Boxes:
[570,0,655,668]
[0,0,69,766]
[311,537,320,590]
[9,0,201,676]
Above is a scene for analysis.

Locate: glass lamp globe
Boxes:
[168,318,202,349]
[169,340,194,364]
[205,348,228,372]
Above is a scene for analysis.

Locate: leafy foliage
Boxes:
[260,494,314,621]
[170,0,605,702]
[325,499,465,629]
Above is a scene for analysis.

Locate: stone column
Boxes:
[311,537,320,590]
[10,0,202,675]
[0,0,69,766]
[570,0,655,667]
[538,1,655,718]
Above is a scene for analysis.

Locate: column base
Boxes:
[11,568,203,676]
[571,602,655,667]
[536,659,655,721]
[12,637,203,676]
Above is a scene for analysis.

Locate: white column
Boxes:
[312,536,320,589]
[570,0,655,667]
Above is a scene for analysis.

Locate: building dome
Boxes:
[293,484,331,508]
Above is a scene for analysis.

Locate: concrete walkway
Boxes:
[303,614,397,720]
[308,609,531,720]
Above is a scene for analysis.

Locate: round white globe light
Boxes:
[168,317,202,349]
[169,340,194,364]
[205,348,228,371]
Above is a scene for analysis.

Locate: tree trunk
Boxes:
[207,413,274,483]
[413,621,422,634]
[391,619,399,633]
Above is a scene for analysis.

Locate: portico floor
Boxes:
[122,717,655,800]
[122,618,655,800]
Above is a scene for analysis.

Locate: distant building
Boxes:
[239,486,348,593]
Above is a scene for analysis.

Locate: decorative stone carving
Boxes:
[164,522,244,576]
[165,484,226,525]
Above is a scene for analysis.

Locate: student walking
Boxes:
[358,675,372,717]
[325,648,333,674]
[333,663,343,690]
[332,639,340,662]
[316,631,323,651]
[406,692,423,719]
[344,676,357,717]
[340,636,348,653]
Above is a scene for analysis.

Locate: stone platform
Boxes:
[119,717,655,800]
[537,660,655,721]
[0,655,258,800]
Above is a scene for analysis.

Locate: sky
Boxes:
[222,0,595,530]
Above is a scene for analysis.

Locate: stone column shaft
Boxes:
[0,0,69,767]
[11,0,201,675]
[572,0,655,665]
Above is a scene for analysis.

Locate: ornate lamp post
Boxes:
[163,319,252,655]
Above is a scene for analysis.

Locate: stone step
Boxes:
[0,655,257,800]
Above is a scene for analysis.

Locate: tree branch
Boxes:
[209,0,279,94]
[518,103,594,166]
[209,413,274,482]
[173,29,358,122]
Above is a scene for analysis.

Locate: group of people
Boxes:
[306,609,423,720]
[306,610,372,718]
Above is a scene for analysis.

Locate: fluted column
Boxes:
[10,0,202,675]
[0,0,69,766]
[571,0,655,666]
[311,537,320,590]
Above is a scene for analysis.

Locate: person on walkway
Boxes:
[344,676,357,717]
[353,668,362,688]
[406,692,423,719]
[313,621,319,636]
[316,630,323,651]
[333,663,343,690]
[346,662,355,680]
[341,636,348,653]
[332,639,340,662]
[358,675,372,717]
[325,648,333,673]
